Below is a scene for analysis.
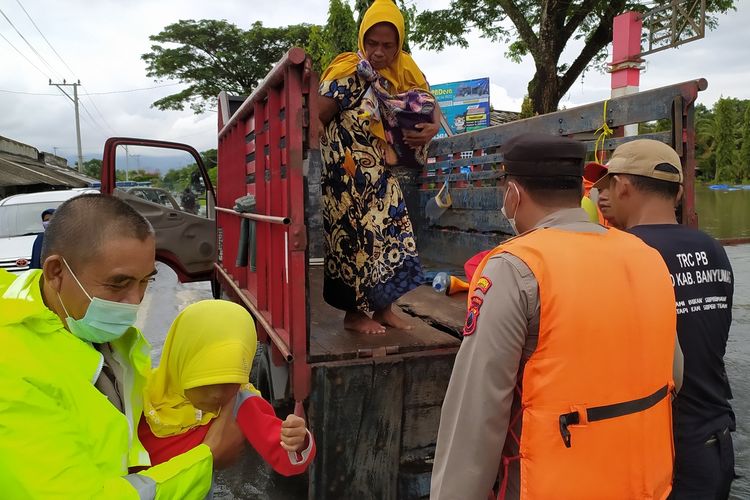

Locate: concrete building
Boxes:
[0,136,97,199]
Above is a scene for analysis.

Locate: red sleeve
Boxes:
[234,389,316,477]
[137,414,210,466]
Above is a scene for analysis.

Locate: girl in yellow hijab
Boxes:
[318,0,439,335]
[138,300,315,475]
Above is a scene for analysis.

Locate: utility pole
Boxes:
[124,145,130,181]
[49,79,84,173]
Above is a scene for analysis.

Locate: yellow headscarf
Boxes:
[143,300,259,438]
[321,0,428,94]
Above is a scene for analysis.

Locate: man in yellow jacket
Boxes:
[0,194,217,498]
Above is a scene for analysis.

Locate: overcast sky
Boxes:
[1,0,748,166]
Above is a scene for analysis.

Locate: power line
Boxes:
[6,0,116,136]
[82,83,182,95]
[14,0,76,77]
[84,96,117,134]
[0,30,48,78]
[0,83,183,96]
[78,99,112,135]
[0,7,63,80]
[81,84,117,135]
[9,0,116,135]
[0,88,57,95]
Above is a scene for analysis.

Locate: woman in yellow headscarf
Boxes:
[318,0,440,334]
[138,300,315,475]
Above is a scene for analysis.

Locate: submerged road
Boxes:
[137,243,749,499]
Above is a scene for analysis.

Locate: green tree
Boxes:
[126,170,162,184]
[713,97,736,183]
[142,20,315,113]
[200,149,217,169]
[694,103,717,180]
[160,150,218,192]
[412,1,736,115]
[82,158,102,178]
[739,102,750,182]
[307,0,358,72]
[638,118,671,134]
[519,95,534,119]
[161,167,193,192]
[306,26,329,73]
[111,167,162,183]
[328,0,358,62]
[208,166,218,188]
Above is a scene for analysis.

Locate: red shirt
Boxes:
[138,390,315,477]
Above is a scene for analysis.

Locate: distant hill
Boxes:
[68,153,198,173]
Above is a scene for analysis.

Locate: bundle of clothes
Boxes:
[356,55,436,169]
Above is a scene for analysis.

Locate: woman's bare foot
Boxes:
[344,310,386,335]
[373,305,414,331]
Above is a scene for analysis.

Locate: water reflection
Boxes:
[696,184,750,239]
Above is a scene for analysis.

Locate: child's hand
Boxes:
[280,414,308,452]
[203,396,245,469]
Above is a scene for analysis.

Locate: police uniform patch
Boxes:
[463,296,484,336]
[476,276,493,295]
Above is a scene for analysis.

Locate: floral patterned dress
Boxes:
[319,73,423,313]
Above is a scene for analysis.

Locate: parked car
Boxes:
[0,188,98,273]
[119,187,181,211]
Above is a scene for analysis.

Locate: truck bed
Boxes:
[308,267,464,363]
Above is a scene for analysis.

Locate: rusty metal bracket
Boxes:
[289,224,307,251]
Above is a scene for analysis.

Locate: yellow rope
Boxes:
[593,99,613,161]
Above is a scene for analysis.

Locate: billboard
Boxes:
[432,77,491,138]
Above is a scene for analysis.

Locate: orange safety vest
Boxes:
[469,227,676,500]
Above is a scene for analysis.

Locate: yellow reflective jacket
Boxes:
[0,269,213,498]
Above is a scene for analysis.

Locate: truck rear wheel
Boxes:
[251,342,272,400]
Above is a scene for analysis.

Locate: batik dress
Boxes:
[319,72,423,312]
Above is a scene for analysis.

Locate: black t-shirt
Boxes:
[628,224,735,443]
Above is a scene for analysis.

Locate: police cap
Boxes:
[500,133,586,177]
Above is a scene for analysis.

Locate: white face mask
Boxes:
[501,181,520,234]
[42,221,50,230]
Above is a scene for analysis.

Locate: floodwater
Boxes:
[134,182,750,499]
[725,245,749,499]
[695,183,750,239]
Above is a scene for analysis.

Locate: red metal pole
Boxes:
[610,12,644,139]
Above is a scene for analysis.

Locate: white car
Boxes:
[0,188,98,273]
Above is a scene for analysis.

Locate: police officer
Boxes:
[431,133,684,500]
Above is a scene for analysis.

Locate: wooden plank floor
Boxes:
[396,284,468,334]
[308,267,462,363]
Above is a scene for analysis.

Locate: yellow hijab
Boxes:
[321,0,427,93]
[143,300,259,437]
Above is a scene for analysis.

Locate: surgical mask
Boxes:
[501,182,520,235]
[57,258,140,343]
[42,221,50,230]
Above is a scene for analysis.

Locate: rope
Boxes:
[495,384,524,500]
[593,99,613,162]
